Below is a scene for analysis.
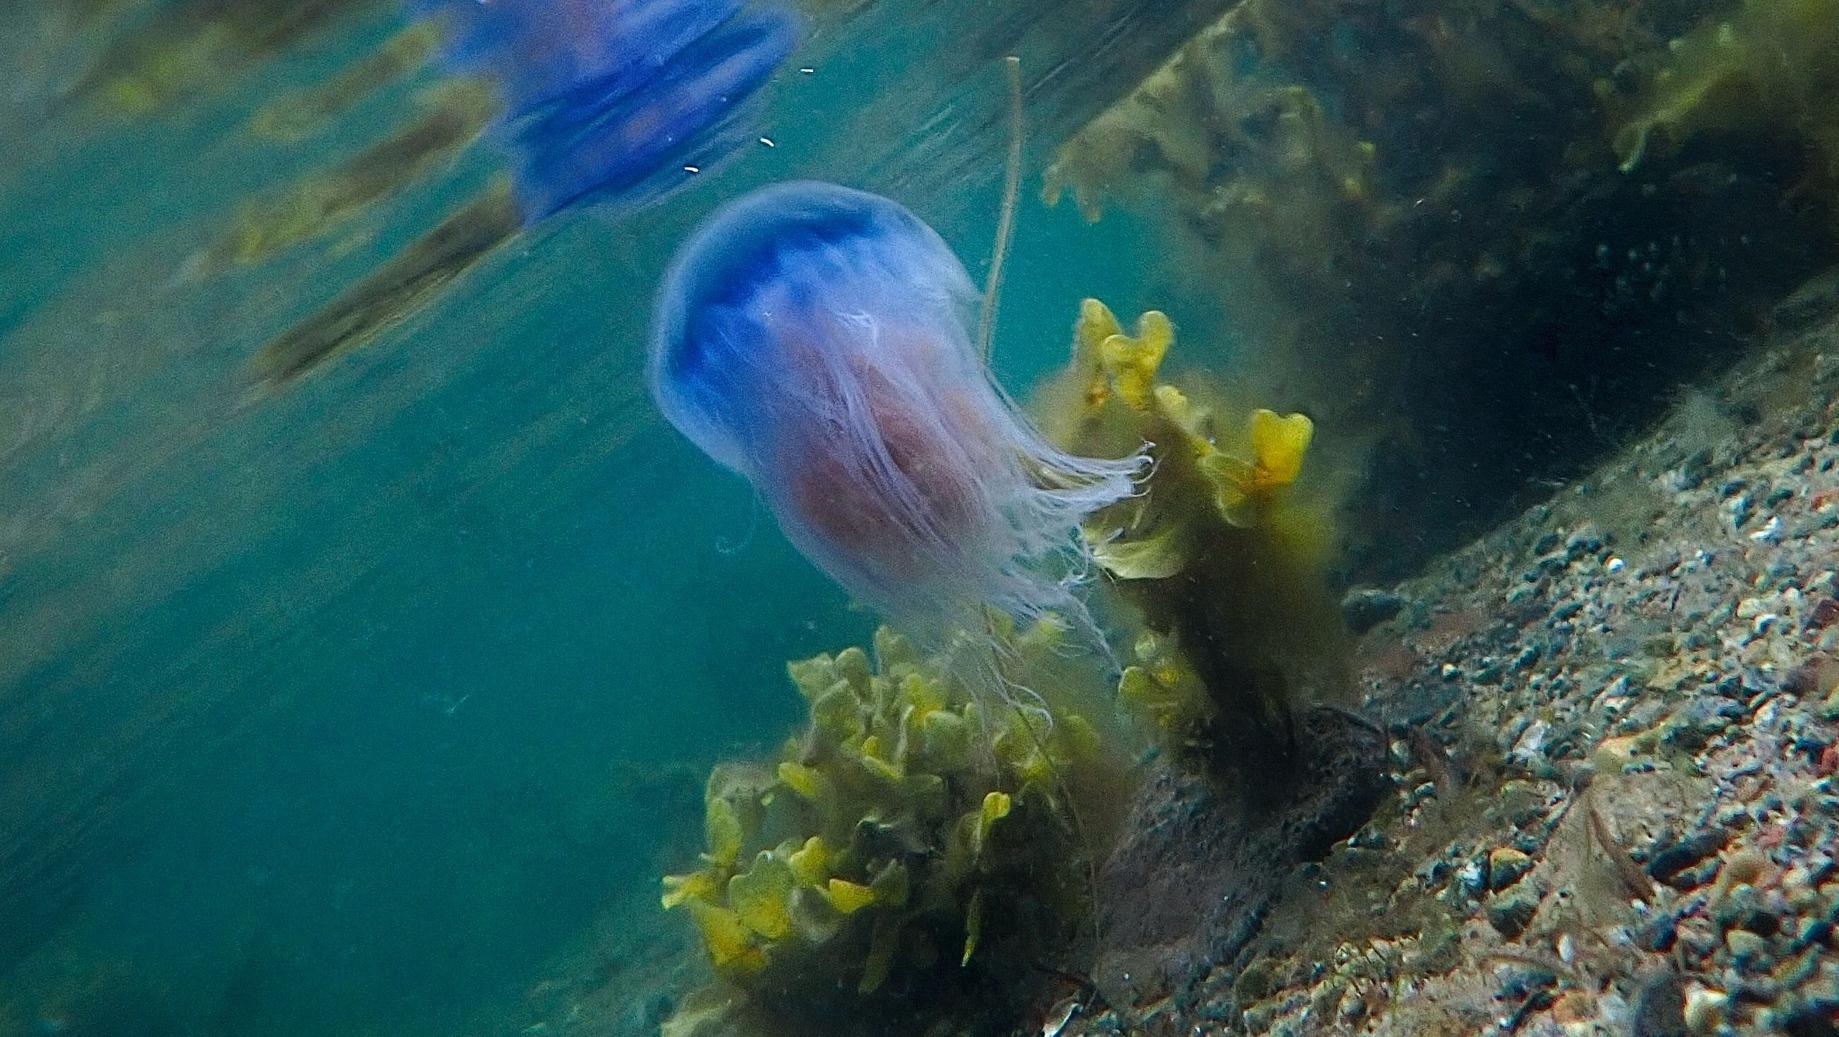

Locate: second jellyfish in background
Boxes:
[413,0,799,220]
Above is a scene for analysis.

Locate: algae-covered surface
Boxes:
[3,0,1837,1035]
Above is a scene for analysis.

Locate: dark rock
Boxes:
[1564,527,1605,558]
[1791,918,1832,952]
[1728,974,1777,1000]
[1811,856,1838,886]
[1487,848,1534,891]
[1340,587,1406,634]
[1495,964,1555,1000]
[1731,495,1755,529]
[1664,699,1737,749]
[1674,448,1713,491]
[1638,912,1680,952]
[1646,830,1725,881]
[1232,957,1278,1002]
[1485,884,1540,938]
[1725,928,1769,968]
[1630,971,1688,1037]
[1802,599,1831,632]
[1784,659,1835,696]
[1780,1001,1839,1037]
[1714,884,1781,936]
[1092,708,1388,1004]
[1713,673,1746,698]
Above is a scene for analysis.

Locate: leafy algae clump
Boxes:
[661,625,1130,1037]
[1610,0,1839,216]
[1044,299,1349,783]
[1040,0,1839,584]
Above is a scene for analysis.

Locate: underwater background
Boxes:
[0,2,1204,1033]
[4,0,1838,1035]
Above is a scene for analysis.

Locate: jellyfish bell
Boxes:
[650,181,1144,653]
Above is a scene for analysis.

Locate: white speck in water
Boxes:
[759,137,776,147]
[683,165,701,174]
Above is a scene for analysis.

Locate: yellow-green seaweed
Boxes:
[1039,0,1839,583]
[1043,299,1349,780]
[1609,0,1839,220]
[660,623,1132,1037]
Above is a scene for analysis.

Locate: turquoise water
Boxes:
[0,3,1189,1032]
[9,0,1839,1034]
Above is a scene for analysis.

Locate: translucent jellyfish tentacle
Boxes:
[976,611,1105,963]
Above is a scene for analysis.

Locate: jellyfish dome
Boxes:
[651,181,1145,642]
[412,0,798,220]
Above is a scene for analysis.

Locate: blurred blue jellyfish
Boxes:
[413,0,798,220]
[651,182,1145,649]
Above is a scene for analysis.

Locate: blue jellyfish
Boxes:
[651,182,1145,649]
[412,0,798,220]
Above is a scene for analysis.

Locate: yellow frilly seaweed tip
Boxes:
[855,734,904,783]
[968,791,1013,859]
[1075,298,1125,365]
[703,795,744,867]
[1073,300,1173,409]
[821,877,879,915]
[788,835,831,886]
[660,870,721,910]
[686,899,768,974]
[1250,408,1313,486]
[1088,524,1187,579]
[727,852,796,941]
[1099,311,1174,410]
[776,760,829,801]
[1200,409,1314,526]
